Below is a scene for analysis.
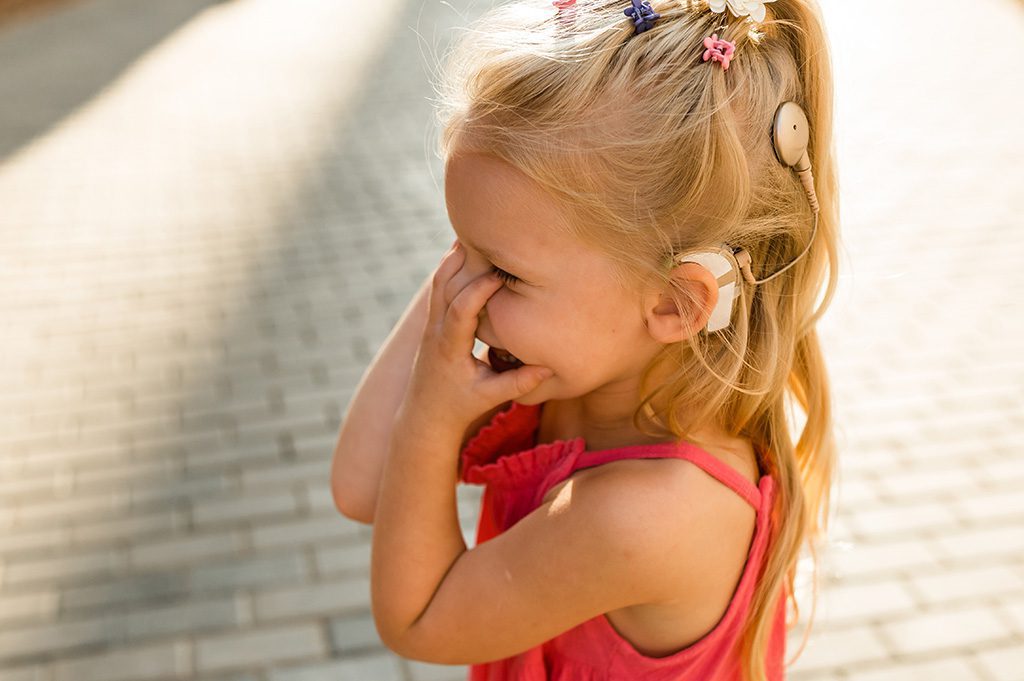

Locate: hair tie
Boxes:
[702,34,736,70]
[624,0,660,34]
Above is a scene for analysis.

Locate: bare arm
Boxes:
[330,272,508,524]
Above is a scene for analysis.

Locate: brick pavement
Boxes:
[0,0,1021,679]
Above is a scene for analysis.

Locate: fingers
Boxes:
[499,363,554,397]
[440,270,503,355]
[426,241,466,328]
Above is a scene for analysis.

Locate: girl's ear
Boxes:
[641,262,719,343]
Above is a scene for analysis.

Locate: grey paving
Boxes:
[0,0,1021,679]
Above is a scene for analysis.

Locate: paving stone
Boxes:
[301,482,341,515]
[52,640,190,681]
[818,579,917,627]
[1001,597,1024,636]
[59,571,189,614]
[0,590,60,625]
[116,595,245,641]
[976,644,1024,681]
[13,492,131,528]
[241,459,331,489]
[842,655,983,681]
[130,473,236,507]
[0,664,48,681]
[908,564,1024,609]
[954,488,1024,524]
[195,624,325,674]
[314,542,371,577]
[0,525,71,557]
[190,553,310,594]
[250,513,363,551]
[846,500,959,541]
[0,615,113,666]
[191,491,299,529]
[2,545,128,587]
[933,524,1024,563]
[328,610,384,655]
[787,625,890,674]
[70,507,183,546]
[253,578,369,621]
[825,537,943,580]
[129,529,246,569]
[266,653,404,681]
[880,604,1010,657]
[405,659,470,681]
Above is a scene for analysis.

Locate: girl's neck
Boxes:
[537,398,677,452]
[536,385,737,454]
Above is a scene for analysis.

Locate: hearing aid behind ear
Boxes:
[676,246,742,333]
[771,101,809,170]
[771,101,819,212]
[675,100,819,333]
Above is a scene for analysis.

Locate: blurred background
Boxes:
[0,0,1021,680]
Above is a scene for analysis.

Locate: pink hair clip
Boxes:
[702,33,736,70]
[552,0,578,29]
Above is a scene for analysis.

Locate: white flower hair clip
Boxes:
[708,0,777,23]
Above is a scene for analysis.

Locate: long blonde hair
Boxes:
[432,0,840,678]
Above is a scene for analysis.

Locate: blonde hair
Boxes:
[432,0,840,678]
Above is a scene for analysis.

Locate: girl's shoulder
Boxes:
[543,451,757,600]
[542,454,761,653]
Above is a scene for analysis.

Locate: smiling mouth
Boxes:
[487,345,524,372]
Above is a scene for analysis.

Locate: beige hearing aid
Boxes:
[772,101,819,213]
[675,100,820,333]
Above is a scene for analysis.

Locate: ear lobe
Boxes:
[643,262,719,343]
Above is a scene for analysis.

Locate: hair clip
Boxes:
[624,0,660,34]
[708,0,776,23]
[552,0,578,29]
[702,34,736,70]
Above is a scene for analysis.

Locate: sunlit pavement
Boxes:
[0,0,1021,679]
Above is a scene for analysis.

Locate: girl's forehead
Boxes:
[444,152,555,219]
[444,153,625,297]
[444,153,585,265]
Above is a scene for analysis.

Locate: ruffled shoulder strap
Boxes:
[458,402,541,482]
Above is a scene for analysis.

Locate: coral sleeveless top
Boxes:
[458,401,788,681]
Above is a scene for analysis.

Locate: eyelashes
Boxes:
[489,265,520,287]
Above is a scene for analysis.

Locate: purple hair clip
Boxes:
[702,33,736,70]
[624,0,660,34]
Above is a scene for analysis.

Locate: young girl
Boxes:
[331,0,839,678]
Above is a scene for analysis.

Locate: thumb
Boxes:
[504,364,554,397]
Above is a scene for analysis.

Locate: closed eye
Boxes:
[489,265,520,287]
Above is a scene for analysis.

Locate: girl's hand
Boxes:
[400,241,553,433]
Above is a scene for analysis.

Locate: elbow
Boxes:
[375,621,408,658]
[331,480,375,525]
[376,620,454,665]
[373,613,424,661]
[330,448,376,524]
[370,592,411,657]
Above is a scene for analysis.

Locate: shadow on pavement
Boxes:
[0,0,228,163]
